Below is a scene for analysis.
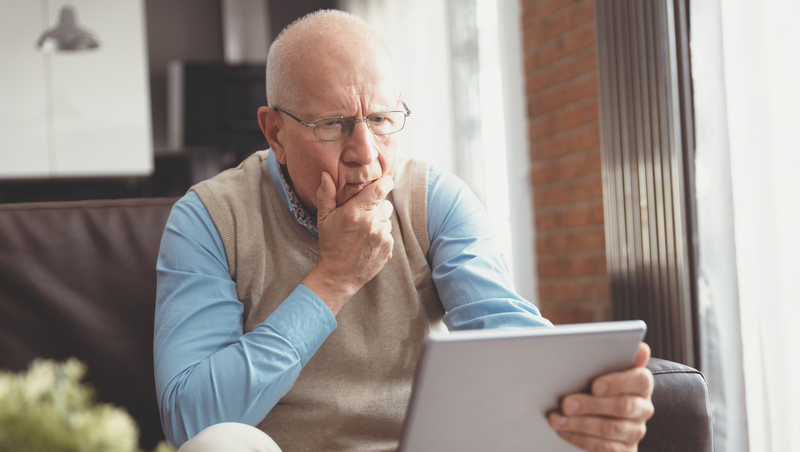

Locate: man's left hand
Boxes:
[548,342,655,452]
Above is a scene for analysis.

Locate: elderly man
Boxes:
[154,9,653,452]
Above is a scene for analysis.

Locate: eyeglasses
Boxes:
[274,101,411,141]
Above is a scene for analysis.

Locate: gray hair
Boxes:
[266,9,389,112]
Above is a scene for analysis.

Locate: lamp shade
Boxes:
[36,6,100,52]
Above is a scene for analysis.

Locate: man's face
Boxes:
[271,48,400,214]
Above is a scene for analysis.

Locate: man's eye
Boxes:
[371,115,386,123]
[321,119,344,128]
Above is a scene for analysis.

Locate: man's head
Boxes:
[258,10,403,214]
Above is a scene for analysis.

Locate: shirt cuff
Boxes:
[261,284,338,366]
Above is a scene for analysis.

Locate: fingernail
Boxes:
[595,381,608,395]
[553,414,567,427]
[565,399,579,414]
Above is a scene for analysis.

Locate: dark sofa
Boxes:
[0,197,713,451]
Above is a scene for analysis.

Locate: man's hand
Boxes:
[302,171,394,315]
[548,342,655,452]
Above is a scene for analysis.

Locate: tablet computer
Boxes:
[398,320,647,452]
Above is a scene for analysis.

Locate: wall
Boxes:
[521,0,609,324]
[145,0,224,151]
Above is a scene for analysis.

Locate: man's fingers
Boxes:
[560,392,654,421]
[378,199,393,221]
[554,429,639,452]
[549,412,647,447]
[591,365,654,399]
[316,171,337,222]
[634,342,651,368]
[356,175,394,208]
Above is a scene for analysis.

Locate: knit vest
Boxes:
[191,150,446,451]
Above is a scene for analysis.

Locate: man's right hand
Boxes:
[302,171,394,315]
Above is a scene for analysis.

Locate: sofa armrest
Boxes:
[639,358,714,452]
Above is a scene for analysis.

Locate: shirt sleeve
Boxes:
[426,166,553,331]
[153,191,337,447]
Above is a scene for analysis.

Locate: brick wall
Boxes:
[521,0,611,324]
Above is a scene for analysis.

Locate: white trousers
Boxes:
[177,423,282,452]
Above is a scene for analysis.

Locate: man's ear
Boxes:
[258,106,287,164]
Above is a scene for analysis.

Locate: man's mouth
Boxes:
[346,179,376,191]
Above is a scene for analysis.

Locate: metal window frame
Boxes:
[595,0,699,367]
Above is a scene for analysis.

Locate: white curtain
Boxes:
[692,0,800,451]
[339,0,537,303]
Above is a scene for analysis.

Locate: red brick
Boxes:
[546,10,576,39]
[561,205,591,228]
[565,23,596,54]
[535,0,562,19]
[529,117,556,140]
[575,0,595,25]
[589,202,605,223]
[586,149,602,171]
[527,71,550,94]
[555,57,581,83]
[584,98,599,121]
[529,140,544,160]
[534,185,572,207]
[524,25,547,50]
[540,135,573,159]
[573,177,604,202]
[527,98,540,118]
[583,48,597,72]
[537,233,571,255]
[537,41,565,68]
[551,281,580,302]
[563,255,605,277]
[535,210,559,231]
[598,256,607,274]
[569,75,599,102]
[540,303,602,324]
[530,163,557,185]
[555,105,584,132]
[572,125,600,151]
[558,152,597,180]
[525,54,536,75]
[561,203,604,228]
[576,229,606,251]
[582,279,611,301]
[522,9,538,29]
[537,258,561,278]
[540,87,570,112]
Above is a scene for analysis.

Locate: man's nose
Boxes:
[342,120,377,165]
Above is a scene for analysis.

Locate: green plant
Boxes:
[0,358,174,452]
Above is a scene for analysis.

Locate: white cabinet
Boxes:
[0,0,152,179]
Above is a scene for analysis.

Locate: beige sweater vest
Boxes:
[192,150,446,451]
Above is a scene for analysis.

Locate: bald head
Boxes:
[266,10,398,112]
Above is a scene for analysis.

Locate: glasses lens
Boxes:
[368,111,406,135]
[314,117,354,141]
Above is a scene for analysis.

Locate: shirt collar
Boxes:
[266,150,319,237]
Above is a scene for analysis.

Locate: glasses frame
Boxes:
[274,100,411,141]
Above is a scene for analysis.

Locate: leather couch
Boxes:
[0,197,714,451]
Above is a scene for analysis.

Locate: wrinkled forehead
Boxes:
[282,18,400,104]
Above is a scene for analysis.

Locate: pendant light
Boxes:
[36,5,100,52]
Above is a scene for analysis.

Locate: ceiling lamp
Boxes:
[36,5,100,52]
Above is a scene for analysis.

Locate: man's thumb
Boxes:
[316,171,336,221]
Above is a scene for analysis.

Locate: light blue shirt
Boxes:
[154,151,551,446]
